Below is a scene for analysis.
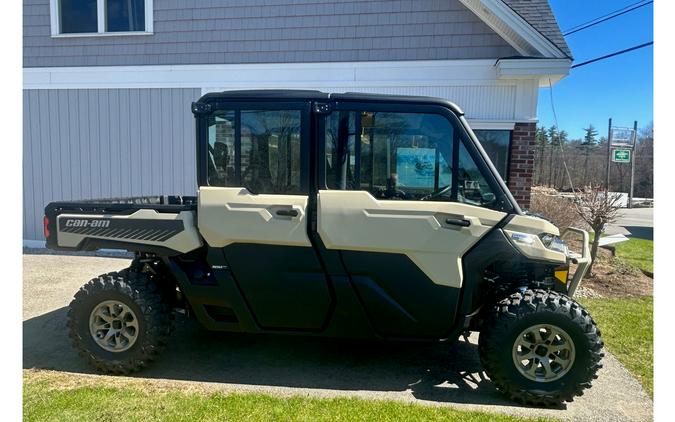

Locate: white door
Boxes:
[197,104,332,330]
[316,106,512,337]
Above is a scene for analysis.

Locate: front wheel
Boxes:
[67,269,173,374]
[478,289,604,407]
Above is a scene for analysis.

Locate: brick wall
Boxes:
[507,122,536,208]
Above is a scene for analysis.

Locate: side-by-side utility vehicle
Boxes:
[44,90,602,406]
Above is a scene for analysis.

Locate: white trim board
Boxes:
[23,59,562,122]
[23,59,569,90]
[497,58,570,87]
[467,121,517,130]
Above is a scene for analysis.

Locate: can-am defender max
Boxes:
[44,90,602,406]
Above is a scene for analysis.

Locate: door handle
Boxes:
[276,209,299,217]
[445,218,471,227]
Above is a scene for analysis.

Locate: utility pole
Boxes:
[628,120,637,208]
[606,118,612,191]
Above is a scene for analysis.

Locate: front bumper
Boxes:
[561,227,592,296]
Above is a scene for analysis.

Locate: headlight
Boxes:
[510,232,536,245]
[539,233,568,255]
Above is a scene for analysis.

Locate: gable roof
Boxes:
[501,0,572,58]
[459,0,571,59]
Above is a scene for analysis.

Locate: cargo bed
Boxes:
[44,196,203,255]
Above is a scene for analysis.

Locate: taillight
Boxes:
[43,215,50,239]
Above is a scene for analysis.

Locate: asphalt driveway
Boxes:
[606,207,654,240]
[23,253,653,421]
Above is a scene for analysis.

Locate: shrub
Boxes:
[529,190,585,231]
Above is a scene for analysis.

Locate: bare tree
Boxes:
[535,126,548,185]
[554,129,568,189]
[546,126,558,187]
[574,188,623,276]
[634,122,654,198]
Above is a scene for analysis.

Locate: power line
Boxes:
[571,41,653,69]
[563,0,648,33]
[563,0,653,36]
[547,78,578,196]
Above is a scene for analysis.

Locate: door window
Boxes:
[241,110,302,194]
[206,108,304,194]
[207,111,236,187]
[325,111,358,190]
[457,141,498,207]
[325,111,453,200]
[324,109,503,209]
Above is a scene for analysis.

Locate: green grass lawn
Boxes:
[23,376,552,422]
[580,296,653,396]
[614,238,653,274]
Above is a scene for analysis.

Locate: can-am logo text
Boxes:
[64,219,110,228]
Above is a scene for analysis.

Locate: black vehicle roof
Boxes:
[196,89,464,115]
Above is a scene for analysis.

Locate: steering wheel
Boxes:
[374,187,407,200]
[391,189,407,200]
[420,185,451,201]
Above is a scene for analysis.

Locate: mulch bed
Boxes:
[574,247,653,298]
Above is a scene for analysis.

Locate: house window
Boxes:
[473,130,512,182]
[50,0,153,36]
[105,0,146,32]
[59,0,97,34]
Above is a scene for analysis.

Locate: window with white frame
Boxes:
[50,0,153,36]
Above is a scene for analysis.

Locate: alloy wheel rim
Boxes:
[89,300,139,352]
[511,323,576,383]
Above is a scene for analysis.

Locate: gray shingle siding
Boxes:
[24,0,518,67]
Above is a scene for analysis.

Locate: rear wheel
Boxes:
[479,289,603,406]
[68,269,172,374]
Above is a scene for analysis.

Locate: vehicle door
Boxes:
[315,102,512,337]
[198,101,332,331]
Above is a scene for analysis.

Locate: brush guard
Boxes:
[562,227,591,296]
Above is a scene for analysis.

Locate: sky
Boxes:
[537,0,653,139]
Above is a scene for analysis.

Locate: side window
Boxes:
[241,110,302,194]
[361,112,453,200]
[207,111,236,187]
[206,109,303,194]
[325,111,357,189]
[324,109,503,210]
[457,142,498,207]
[325,111,454,201]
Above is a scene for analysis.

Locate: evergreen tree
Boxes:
[580,124,599,186]
[582,124,598,145]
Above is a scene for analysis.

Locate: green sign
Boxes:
[612,149,631,163]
